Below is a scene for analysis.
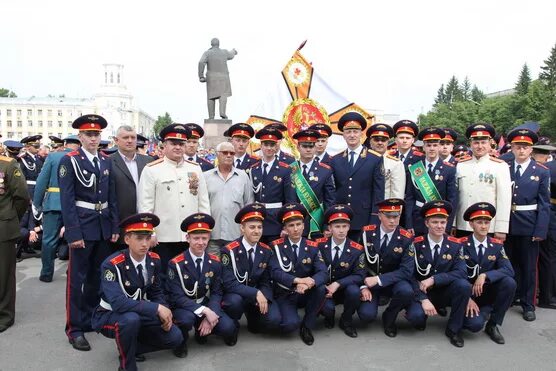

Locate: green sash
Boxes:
[408,161,442,202]
[291,161,324,236]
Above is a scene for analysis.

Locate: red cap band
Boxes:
[282,210,304,222]
[241,211,264,223]
[511,135,533,145]
[231,129,251,138]
[187,222,211,233]
[469,210,493,220]
[343,121,362,130]
[125,222,154,233]
[259,134,279,142]
[422,133,442,141]
[328,212,350,223]
[78,122,102,131]
[371,130,390,138]
[164,132,187,140]
[379,205,402,213]
[396,126,415,136]
[425,208,449,218]
[470,130,491,138]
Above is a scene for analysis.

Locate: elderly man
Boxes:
[204,142,254,255]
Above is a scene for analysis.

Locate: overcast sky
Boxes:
[2,0,555,124]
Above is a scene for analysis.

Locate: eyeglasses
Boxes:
[218,151,235,156]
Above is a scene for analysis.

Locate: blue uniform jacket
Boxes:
[405,160,458,231]
[18,152,43,196]
[507,159,550,239]
[249,160,296,236]
[33,148,72,212]
[269,237,328,294]
[389,149,424,169]
[331,148,385,230]
[236,154,259,170]
[195,156,215,172]
[221,238,274,302]
[58,148,119,243]
[411,234,467,301]
[317,237,366,288]
[277,150,295,164]
[460,235,514,287]
[359,224,414,287]
[316,152,332,166]
[166,251,222,313]
[547,160,556,233]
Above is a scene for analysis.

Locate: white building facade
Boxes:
[0,64,154,140]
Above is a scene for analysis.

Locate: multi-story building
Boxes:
[0,64,154,140]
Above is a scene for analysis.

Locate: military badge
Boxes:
[408,244,415,257]
[59,165,67,178]
[446,254,452,260]
[302,259,307,264]
[501,247,509,259]
[307,258,311,264]
[221,254,230,266]
[168,269,175,280]
[125,280,131,286]
[209,271,214,277]
[488,255,496,261]
[358,254,365,268]
[104,269,115,282]
[340,262,345,267]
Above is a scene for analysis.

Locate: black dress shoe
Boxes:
[414,324,426,331]
[324,316,335,329]
[383,324,398,338]
[523,311,536,321]
[195,330,208,344]
[300,325,314,345]
[135,354,146,362]
[537,302,556,310]
[224,329,238,346]
[485,323,505,344]
[69,335,91,351]
[339,319,358,338]
[172,342,188,358]
[247,323,260,334]
[437,308,448,317]
[445,329,464,348]
[39,275,53,283]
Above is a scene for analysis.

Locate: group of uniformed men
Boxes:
[1,109,556,371]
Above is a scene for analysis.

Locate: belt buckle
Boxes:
[511,205,516,212]
[95,203,102,212]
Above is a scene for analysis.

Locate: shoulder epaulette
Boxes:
[368,149,382,157]
[147,158,164,167]
[278,161,290,168]
[226,240,240,251]
[185,158,200,166]
[332,150,346,159]
[148,251,160,259]
[363,224,377,231]
[459,236,470,243]
[316,237,328,244]
[110,253,126,265]
[208,253,220,262]
[318,162,331,170]
[489,157,504,163]
[413,235,425,243]
[67,151,79,157]
[443,161,455,167]
[306,240,318,247]
[413,150,424,156]
[249,154,260,160]
[459,155,472,162]
[0,155,14,163]
[399,228,413,238]
[447,235,460,243]
[250,161,261,168]
[537,162,548,170]
[490,237,503,244]
[349,241,363,251]
[259,242,271,250]
[385,154,399,161]
[170,254,185,264]
[271,238,284,246]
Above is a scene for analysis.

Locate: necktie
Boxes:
[291,244,298,265]
[333,246,340,264]
[302,164,308,177]
[188,157,194,162]
[93,157,100,174]
[433,244,441,263]
[515,164,522,180]
[428,163,434,177]
[314,156,320,163]
[380,234,388,253]
[248,249,254,272]
[400,154,405,163]
[136,264,145,288]
[478,244,484,262]
[195,258,202,278]
[349,151,355,169]
[262,163,268,182]
[235,158,241,168]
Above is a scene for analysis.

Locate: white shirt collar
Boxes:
[425,157,439,169]
[82,148,99,164]
[189,248,204,265]
[379,226,395,242]
[315,152,327,161]
[262,157,275,169]
[331,238,346,255]
[472,234,487,250]
[300,158,314,169]
[234,153,247,163]
[515,158,531,172]
[288,238,302,247]
[427,234,444,251]
[118,150,136,162]
[129,254,146,269]
[347,145,363,156]
[242,237,257,253]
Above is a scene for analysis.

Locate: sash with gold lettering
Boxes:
[408,161,442,202]
[291,161,324,236]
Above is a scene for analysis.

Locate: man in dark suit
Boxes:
[111,125,153,247]
[330,112,385,240]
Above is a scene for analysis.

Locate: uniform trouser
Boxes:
[463,277,516,332]
[65,239,112,339]
[221,292,281,332]
[154,242,187,282]
[275,285,327,333]
[406,279,471,334]
[505,235,539,312]
[94,311,183,371]
[358,280,414,326]
[40,211,63,278]
[320,284,361,324]
[0,239,17,330]
[538,226,556,304]
[172,307,235,342]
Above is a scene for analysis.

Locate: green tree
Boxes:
[461,77,472,100]
[445,76,462,104]
[515,63,531,95]
[0,88,17,97]
[434,84,446,105]
[539,42,556,93]
[153,112,173,138]
[470,85,485,103]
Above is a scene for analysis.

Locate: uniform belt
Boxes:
[551,198,556,205]
[47,187,60,192]
[263,202,283,209]
[511,204,537,211]
[415,201,424,208]
[76,201,108,211]
[99,298,112,311]
[26,180,37,185]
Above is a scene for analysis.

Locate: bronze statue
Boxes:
[198,38,237,119]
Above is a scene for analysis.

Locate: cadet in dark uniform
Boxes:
[3,140,23,159]
[19,135,43,197]
[92,213,183,371]
[358,199,414,337]
[460,203,516,344]
[220,204,281,335]
[309,123,333,165]
[184,123,214,172]
[440,128,458,165]
[0,153,29,332]
[167,213,236,359]
[390,120,424,168]
[250,127,296,243]
[539,157,556,309]
[269,203,327,345]
[405,201,471,347]
[59,114,120,351]
[268,122,296,164]
[317,205,366,338]
[330,112,385,240]
[136,133,148,155]
[405,127,458,236]
[291,129,335,238]
[226,123,258,170]
[503,129,550,321]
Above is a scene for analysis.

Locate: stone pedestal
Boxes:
[203,119,232,150]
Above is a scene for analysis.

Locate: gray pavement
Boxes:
[2,257,556,371]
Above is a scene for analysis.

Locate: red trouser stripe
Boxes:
[114,322,126,369]
[65,247,73,338]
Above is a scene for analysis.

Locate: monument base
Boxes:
[203,119,232,150]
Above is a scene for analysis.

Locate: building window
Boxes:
[67,121,72,126]
[6,109,11,116]
[58,133,62,137]
[27,109,32,116]
[37,109,43,116]
[7,132,14,137]
[38,120,43,127]
[57,110,62,117]
[105,72,107,84]
[16,110,22,116]
[28,120,33,127]
[17,121,22,127]
[58,121,62,128]
[117,73,120,83]
[48,121,52,127]
[110,72,113,83]
[78,111,82,116]
[7,120,12,127]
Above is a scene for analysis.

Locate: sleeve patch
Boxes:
[104,269,115,281]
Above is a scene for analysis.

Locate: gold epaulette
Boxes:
[147,158,164,167]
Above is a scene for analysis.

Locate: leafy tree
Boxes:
[0,88,17,97]
[434,84,446,105]
[445,76,462,104]
[153,112,173,138]
[539,42,556,93]
[470,85,485,103]
[461,77,472,100]
[515,63,531,95]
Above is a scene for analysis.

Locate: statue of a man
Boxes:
[198,38,238,120]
